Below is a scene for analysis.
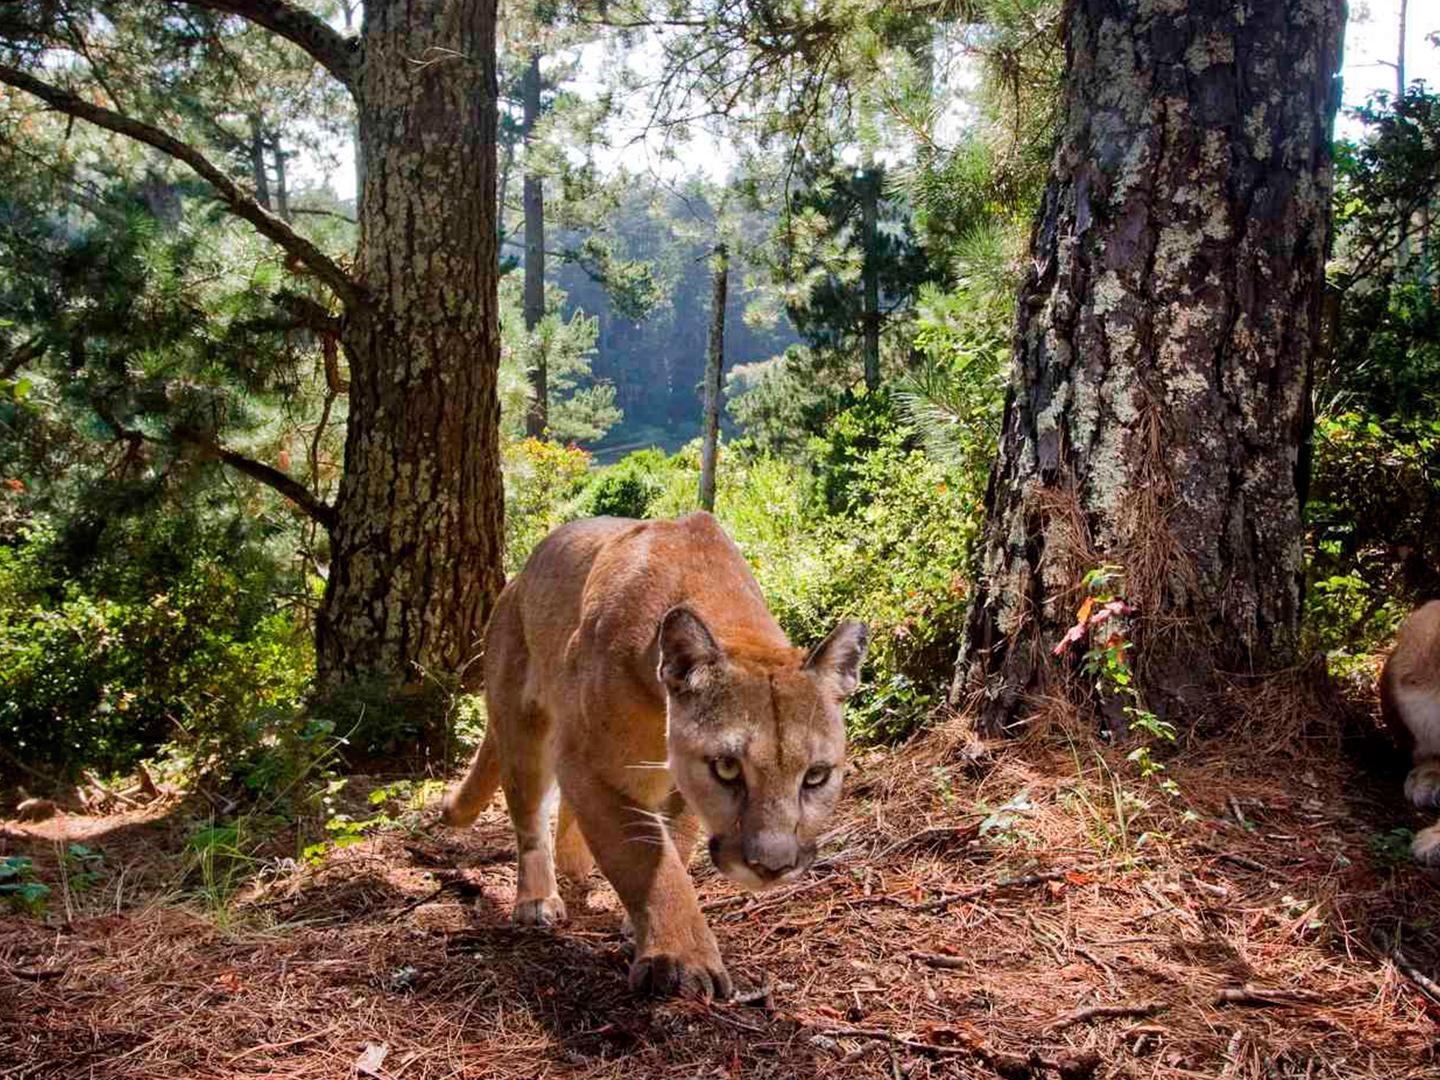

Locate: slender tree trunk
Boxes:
[521,51,547,437]
[1396,0,1412,272]
[953,0,1344,734]
[271,132,290,221]
[860,163,880,392]
[699,242,729,511]
[317,0,504,700]
[1397,0,1407,98]
[250,114,270,209]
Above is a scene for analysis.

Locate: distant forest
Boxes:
[548,192,798,458]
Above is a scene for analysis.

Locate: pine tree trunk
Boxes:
[249,114,270,210]
[954,0,1344,734]
[699,242,729,511]
[521,51,547,437]
[272,132,290,222]
[317,0,503,704]
[860,165,880,392]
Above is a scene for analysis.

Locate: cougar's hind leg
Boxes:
[499,697,567,927]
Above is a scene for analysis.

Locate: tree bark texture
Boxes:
[699,242,729,511]
[954,0,1344,733]
[521,52,547,437]
[317,0,504,688]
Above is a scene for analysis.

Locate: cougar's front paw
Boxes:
[1405,763,1440,810]
[629,949,733,1000]
[512,894,568,927]
[1412,825,1440,868]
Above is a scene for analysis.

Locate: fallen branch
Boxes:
[9,967,63,981]
[812,1025,1100,1080]
[389,877,483,922]
[729,982,774,1007]
[908,870,1071,914]
[1046,1001,1166,1032]
[1194,844,1267,873]
[702,874,836,915]
[1213,985,1320,1007]
[912,952,969,971]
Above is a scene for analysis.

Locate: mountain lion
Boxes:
[1380,600,1440,865]
[441,512,869,998]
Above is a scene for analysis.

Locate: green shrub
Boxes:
[582,447,672,518]
[1303,411,1440,668]
[503,437,593,574]
[0,522,312,787]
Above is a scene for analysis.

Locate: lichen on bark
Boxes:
[954,0,1345,734]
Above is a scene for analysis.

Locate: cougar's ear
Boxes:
[658,606,723,694]
[804,619,870,699]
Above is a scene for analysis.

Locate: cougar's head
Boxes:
[658,606,869,891]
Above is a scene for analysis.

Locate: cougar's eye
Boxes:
[712,756,743,783]
[803,765,832,789]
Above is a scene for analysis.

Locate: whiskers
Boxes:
[619,804,679,849]
[624,760,672,771]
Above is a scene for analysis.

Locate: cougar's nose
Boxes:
[742,831,798,879]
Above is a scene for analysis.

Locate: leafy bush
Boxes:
[1304,412,1440,668]
[503,437,592,574]
[0,520,312,789]
[582,447,672,519]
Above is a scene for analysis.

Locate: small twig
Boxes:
[1047,1000,1167,1032]
[388,878,480,922]
[1213,984,1320,1007]
[1194,845,1268,873]
[1182,873,1229,899]
[908,870,1070,913]
[1370,930,1440,1005]
[9,967,63,981]
[703,874,835,915]
[1227,795,1249,829]
[729,982,774,1007]
[872,821,982,861]
[911,952,968,970]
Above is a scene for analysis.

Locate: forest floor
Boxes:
[3,675,1439,1080]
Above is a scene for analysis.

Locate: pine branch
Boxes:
[91,400,337,529]
[183,0,358,91]
[0,62,362,310]
[171,424,337,529]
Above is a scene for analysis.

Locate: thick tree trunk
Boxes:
[953,0,1344,734]
[521,51,547,437]
[860,164,880,392]
[317,0,504,697]
[699,242,729,511]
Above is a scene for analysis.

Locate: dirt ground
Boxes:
[3,691,1439,1080]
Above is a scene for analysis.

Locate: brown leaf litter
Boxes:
[1,694,1437,1080]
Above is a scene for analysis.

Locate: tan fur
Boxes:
[441,512,868,998]
[1379,601,1440,866]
